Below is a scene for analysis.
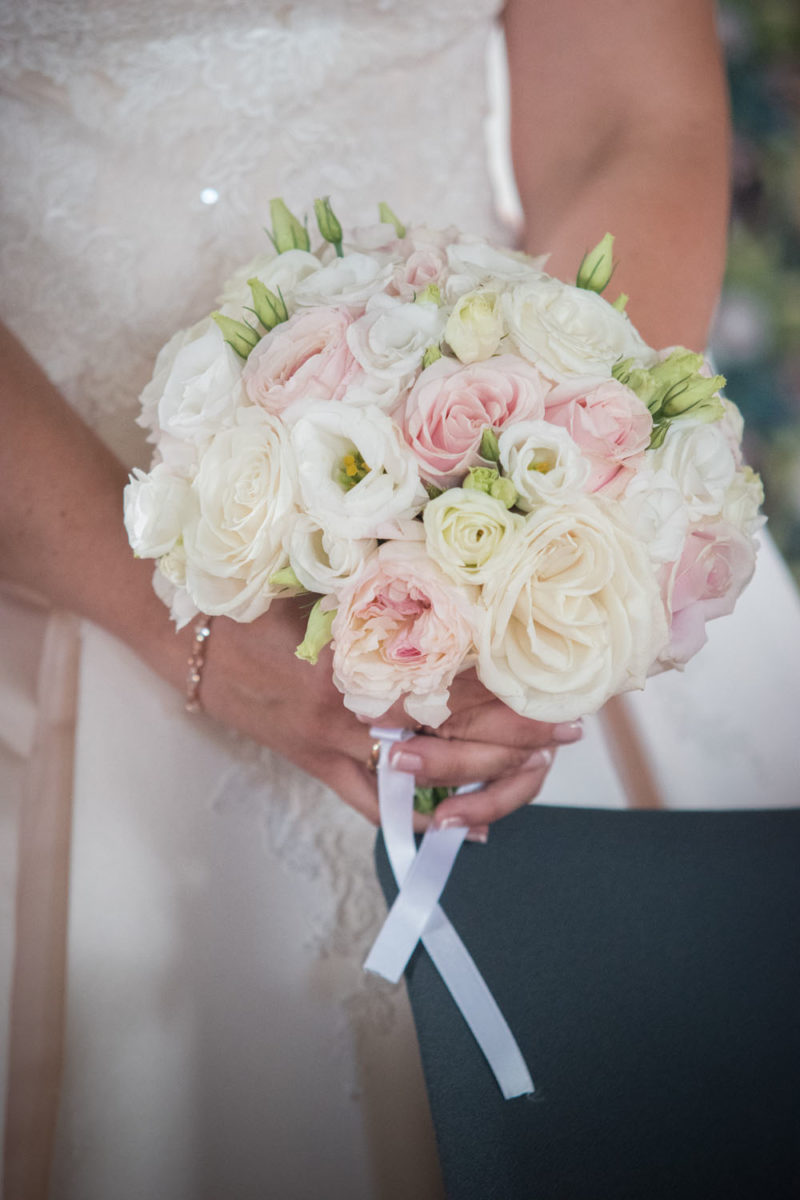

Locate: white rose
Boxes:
[347,294,445,394]
[293,252,393,310]
[183,406,298,620]
[156,322,244,445]
[152,564,199,631]
[290,402,426,539]
[137,315,213,437]
[498,420,590,510]
[423,488,524,585]
[285,514,377,595]
[444,240,543,301]
[444,289,504,363]
[476,496,668,721]
[619,465,690,564]
[721,466,766,536]
[123,463,194,558]
[650,420,737,521]
[217,249,322,319]
[503,276,655,381]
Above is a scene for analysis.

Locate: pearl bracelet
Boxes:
[185,614,214,714]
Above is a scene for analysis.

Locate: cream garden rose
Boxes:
[503,276,654,381]
[123,463,194,559]
[476,497,668,721]
[182,406,298,620]
[423,488,524,585]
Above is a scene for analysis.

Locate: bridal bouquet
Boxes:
[125,199,763,728]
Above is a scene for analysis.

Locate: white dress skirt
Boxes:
[1,2,799,1197]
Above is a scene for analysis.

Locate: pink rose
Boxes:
[545,377,652,493]
[402,355,548,486]
[661,521,756,664]
[330,542,476,726]
[242,306,361,418]
[389,244,449,302]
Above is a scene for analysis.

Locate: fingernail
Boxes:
[522,747,554,770]
[389,749,424,774]
[552,721,583,744]
[434,815,466,831]
[466,826,489,844]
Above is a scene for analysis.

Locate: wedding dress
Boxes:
[1,1,800,1198]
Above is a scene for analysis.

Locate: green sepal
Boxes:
[268,565,307,592]
[422,344,443,369]
[611,292,629,312]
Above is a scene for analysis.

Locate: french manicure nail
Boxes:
[389,749,424,774]
[434,815,466,831]
[552,720,583,744]
[523,747,554,770]
[466,827,489,844]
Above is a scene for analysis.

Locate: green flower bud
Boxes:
[463,465,501,495]
[248,278,289,330]
[648,422,669,450]
[314,196,344,257]
[422,344,443,369]
[269,197,310,253]
[576,232,615,293]
[645,349,724,421]
[424,481,444,500]
[489,476,517,509]
[295,600,336,666]
[611,292,629,312]
[268,565,307,592]
[612,357,658,409]
[211,312,261,359]
[479,427,500,462]
[378,201,407,238]
[415,283,442,306]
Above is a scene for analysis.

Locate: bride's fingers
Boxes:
[387,734,553,788]
[430,761,554,829]
[325,754,431,833]
[434,699,583,751]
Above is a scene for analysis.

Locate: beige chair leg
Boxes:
[3,613,80,1200]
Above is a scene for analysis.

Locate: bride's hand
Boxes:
[199,597,580,829]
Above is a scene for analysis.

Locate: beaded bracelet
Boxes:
[185,614,214,714]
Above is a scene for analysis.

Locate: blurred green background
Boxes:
[714,1,800,586]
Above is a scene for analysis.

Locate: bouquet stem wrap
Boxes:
[364,727,534,1101]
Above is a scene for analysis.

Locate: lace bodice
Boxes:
[0,0,506,465]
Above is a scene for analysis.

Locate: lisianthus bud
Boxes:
[314,196,344,256]
[211,312,261,358]
[613,357,657,409]
[378,201,406,238]
[463,465,502,495]
[269,197,310,253]
[248,278,289,330]
[479,427,500,462]
[489,476,517,508]
[422,344,442,369]
[655,351,726,421]
[576,232,615,293]
[295,599,336,665]
[611,293,629,312]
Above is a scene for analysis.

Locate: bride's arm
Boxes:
[502,0,729,351]
[0,322,567,825]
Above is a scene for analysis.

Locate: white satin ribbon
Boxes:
[365,727,535,1101]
